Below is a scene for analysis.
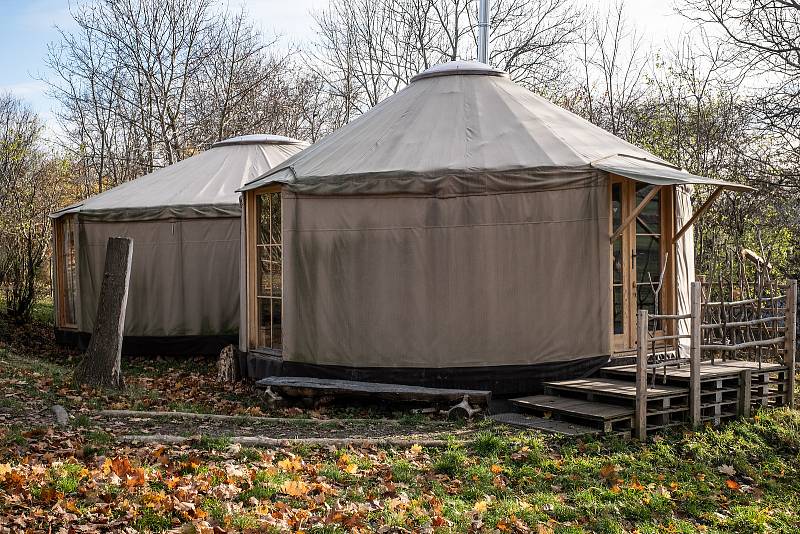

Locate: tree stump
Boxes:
[217,344,242,383]
[74,237,133,389]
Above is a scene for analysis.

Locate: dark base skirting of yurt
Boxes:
[246,351,610,397]
[55,329,237,357]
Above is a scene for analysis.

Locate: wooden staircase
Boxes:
[491,280,797,439]
[491,374,688,437]
[491,360,791,437]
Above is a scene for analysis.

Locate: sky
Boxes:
[0,0,690,127]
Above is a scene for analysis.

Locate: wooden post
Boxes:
[690,281,702,427]
[784,279,797,409]
[636,309,648,441]
[738,369,752,418]
[74,237,133,389]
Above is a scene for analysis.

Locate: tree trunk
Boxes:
[74,237,133,389]
[217,344,242,383]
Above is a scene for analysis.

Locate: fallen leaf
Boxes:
[718,465,736,476]
[725,479,741,491]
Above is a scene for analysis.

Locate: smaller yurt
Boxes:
[51,135,307,355]
[238,62,748,394]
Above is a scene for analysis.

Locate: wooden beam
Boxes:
[610,185,662,243]
[673,187,724,244]
[635,309,649,441]
[256,376,492,407]
[783,279,797,409]
[689,281,702,427]
[738,369,752,418]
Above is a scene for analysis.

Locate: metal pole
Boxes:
[478,0,490,64]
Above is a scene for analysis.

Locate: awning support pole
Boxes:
[610,185,662,243]
[672,186,724,244]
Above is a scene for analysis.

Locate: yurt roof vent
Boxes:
[410,60,506,82]
[212,134,305,148]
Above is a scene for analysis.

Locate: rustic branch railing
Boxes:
[634,279,797,441]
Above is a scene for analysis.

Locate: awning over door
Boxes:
[592,154,753,192]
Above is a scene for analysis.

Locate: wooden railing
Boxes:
[634,279,797,441]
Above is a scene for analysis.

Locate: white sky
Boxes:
[0,0,694,127]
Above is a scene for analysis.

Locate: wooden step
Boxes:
[543,378,687,400]
[489,413,601,436]
[510,395,633,422]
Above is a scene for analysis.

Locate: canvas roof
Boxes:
[241,61,749,195]
[53,135,307,221]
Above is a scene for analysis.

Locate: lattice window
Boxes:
[256,192,282,349]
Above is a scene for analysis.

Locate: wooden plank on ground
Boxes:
[543,378,686,399]
[510,395,633,421]
[489,413,600,436]
[256,377,491,406]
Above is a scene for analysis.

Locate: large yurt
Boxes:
[51,135,307,355]
[238,62,747,394]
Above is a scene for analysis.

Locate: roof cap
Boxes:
[212,134,305,148]
[410,60,507,83]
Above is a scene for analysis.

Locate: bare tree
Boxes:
[0,94,73,322]
[678,0,800,153]
[45,0,318,193]
[308,0,582,126]
[574,1,650,137]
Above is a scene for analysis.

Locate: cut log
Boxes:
[446,395,483,420]
[256,376,491,407]
[74,237,133,389]
[217,344,242,383]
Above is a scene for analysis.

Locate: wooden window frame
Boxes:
[245,185,283,353]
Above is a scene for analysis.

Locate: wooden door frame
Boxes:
[609,175,676,353]
[244,185,283,353]
[53,215,79,330]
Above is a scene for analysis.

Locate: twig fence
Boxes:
[634,279,797,440]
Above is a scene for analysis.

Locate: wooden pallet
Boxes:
[543,378,687,400]
[543,378,690,433]
[510,395,633,433]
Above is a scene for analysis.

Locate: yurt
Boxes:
[51,135,307,355]
[238,62,748,394]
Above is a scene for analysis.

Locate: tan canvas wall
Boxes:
[281,175,611,368]
[675,185,695,357]
[78,217,240,337]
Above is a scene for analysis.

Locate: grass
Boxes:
[2,299,800,531]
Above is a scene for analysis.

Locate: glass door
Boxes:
[611,178,669,351]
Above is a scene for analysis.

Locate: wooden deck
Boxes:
[603,360,785,383]
[543,377,687,399]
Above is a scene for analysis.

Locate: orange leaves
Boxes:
[337,454,358,475]
[277,455,303,472]
[281,479,311,497]
[599,463,619,480]
[725,479,741,491]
